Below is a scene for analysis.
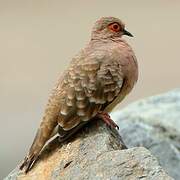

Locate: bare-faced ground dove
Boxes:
[20,17,138,173]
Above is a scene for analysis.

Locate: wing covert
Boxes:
[58,56,124,130]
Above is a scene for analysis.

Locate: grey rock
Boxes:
[112,89,180,180]
[112,89,180,132]
[52,147,173,180]
[5,119,172,180]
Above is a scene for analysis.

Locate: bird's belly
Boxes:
[104,92,126,113]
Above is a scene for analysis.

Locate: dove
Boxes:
[20,16,138,173]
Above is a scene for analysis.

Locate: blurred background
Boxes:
[0,0,180,178]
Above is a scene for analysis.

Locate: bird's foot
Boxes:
[96,111,119,130]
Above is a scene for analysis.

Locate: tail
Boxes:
[19,117,57,173]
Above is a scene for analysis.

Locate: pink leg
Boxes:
[96,111,119,130]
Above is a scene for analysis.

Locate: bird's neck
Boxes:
[91,36,125,43]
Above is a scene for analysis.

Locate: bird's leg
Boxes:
[96,111,119,130]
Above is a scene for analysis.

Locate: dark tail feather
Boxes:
[20,119,57,173]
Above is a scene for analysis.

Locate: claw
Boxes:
[96,111,119,130]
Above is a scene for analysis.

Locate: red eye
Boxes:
[108,23,121,32]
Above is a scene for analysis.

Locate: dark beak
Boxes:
[123,29,133,37]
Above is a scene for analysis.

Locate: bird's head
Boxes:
[91,17,133,40]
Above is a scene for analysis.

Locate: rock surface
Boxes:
[5,119,172,180]
[112,89,180,180]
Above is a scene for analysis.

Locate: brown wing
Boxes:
[58,56,124,130]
